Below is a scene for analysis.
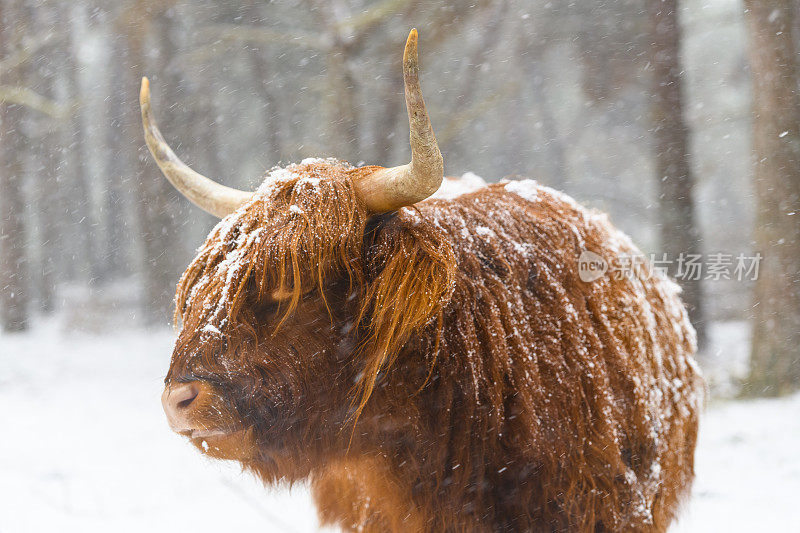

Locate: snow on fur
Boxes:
[167,160,703,532]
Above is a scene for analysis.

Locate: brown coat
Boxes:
[167,159,702,532]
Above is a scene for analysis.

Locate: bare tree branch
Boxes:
[334,0,417,35]
[0,31,55,72]
[201,24,328,50]
[0,85,68,118]
[198,0,416,56]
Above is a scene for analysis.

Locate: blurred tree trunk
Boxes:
[528,60,568,186]
[440,0,507,174]
[245,0,284,165]
[743,0,800,396]
[371,65,403,165]
[517,10,568,186]
[162,1,226,248]
[0,0,30,331]
[306,0,360,162]
[121,1,183,326]
[101,33,134,281]
[324,41,360,162]
[60,2,101,282]
[32,105,61,313]
[648,0,706,347]
[248,47,284,164]
[31,5,62,313]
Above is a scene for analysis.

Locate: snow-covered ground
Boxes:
[0,323,320,533]
[1,320,798,532]
[672,393,800,532]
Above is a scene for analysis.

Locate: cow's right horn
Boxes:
[353,29,444,213]
[140,77,252,218]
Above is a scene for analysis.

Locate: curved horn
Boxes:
[355,29,443,213]
[139,77,251,218]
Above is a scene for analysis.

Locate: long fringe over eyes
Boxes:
[172,162,369,369]
[171,160,455,415]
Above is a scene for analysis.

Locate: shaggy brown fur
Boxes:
[167,158,703,532]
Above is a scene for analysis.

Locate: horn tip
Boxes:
[405,28,418,49]
[140,77,151,107]
[404,29,419,69]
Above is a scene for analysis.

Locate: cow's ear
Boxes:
[353,213,456,417]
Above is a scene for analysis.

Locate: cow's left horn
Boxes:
[354,29,443,213]
[139,77,251,218]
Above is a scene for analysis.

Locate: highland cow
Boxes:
[143,30,703,532]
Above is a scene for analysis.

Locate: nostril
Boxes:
[162,381,204,432]
[177,393,197,410]
[167,382,200,411]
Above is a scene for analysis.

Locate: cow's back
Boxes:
[401,180,703,531]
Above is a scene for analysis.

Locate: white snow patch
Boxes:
[475,226,496,238]
[0,321,321,532]
[534,183,582,210]
[431,172,487,200]
[672,393,800,532]
[201,323,222,336]
[504,179,540,202]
